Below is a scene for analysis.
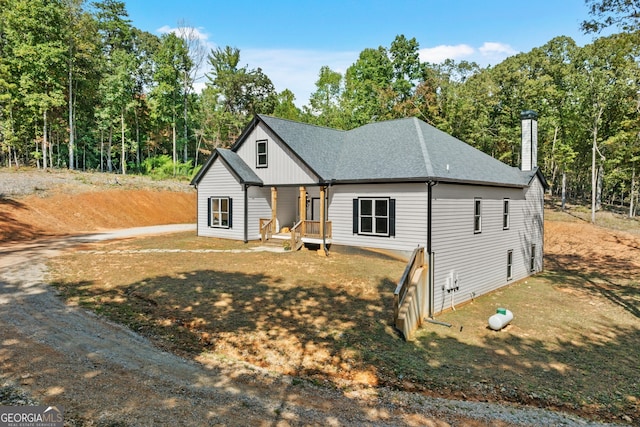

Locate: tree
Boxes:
[389,34,423,116]
[94,0,135,173]
[582,0,640,33]
[573,33,639,222]
[342,47,393,127]
[3,0,67,169]
[176,21,206,162]
[204,46,276,146]
[273,89,301,121]
[151,32,191,175]
[307,66,344,128]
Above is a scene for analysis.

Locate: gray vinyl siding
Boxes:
[275,186,299,231]
[196,160,245,240]
[430,181,544,314]
[235,123,319,185]
[245,186,311,239]
[247,186,271,240]
[329,183,429,252]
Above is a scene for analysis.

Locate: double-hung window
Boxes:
[474,198,482,233]
[209,197,232,228]
[353,197,395,237]
[256,140,268,168]
[507,250,513,280]
[503,199,510,230]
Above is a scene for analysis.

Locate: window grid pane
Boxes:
[358,198,390,236]
[211,197,230,229]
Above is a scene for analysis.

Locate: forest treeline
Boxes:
[0,0,638,216]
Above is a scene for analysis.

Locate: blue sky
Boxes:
[125,0,600,106]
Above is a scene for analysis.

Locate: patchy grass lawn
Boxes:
[49,221,640,425]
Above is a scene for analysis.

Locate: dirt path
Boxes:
[0,227,619,426]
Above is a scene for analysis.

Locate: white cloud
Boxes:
[156,25,213,45]
[241,49,357,107]
[479,42,517,57]
[419,44,475,63]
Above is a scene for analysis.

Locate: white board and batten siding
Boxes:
[329,183,429,252]
[235,123,318,186]
[196,160,245,240]
[430,181,544,314]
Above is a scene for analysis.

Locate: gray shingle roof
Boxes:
[191,148,263,186]
[259,115,533,188]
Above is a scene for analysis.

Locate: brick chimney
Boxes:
[521,110,538,171]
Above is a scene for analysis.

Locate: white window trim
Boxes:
[358,197,390,237]
[507,250,513,280]
[503,199,510,230]
[474,198,482,234]
[256,140,268,168]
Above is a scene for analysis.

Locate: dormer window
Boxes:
[256,140,268,168]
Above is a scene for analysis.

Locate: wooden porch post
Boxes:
[271,187,277,232]
[318,185,326,256]
[299,186,307,234]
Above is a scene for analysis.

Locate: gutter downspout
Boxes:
[243,184,249,243]
[320,180,334,257]
[427,180,436,319]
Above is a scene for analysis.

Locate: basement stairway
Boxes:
[394,247,428,341]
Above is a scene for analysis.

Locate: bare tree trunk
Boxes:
[42,110,47,170]
[107,126,113,173]
[134,107,140,170]
[596,164,603,211]
[631,166,636,218]
[121,110,126,175]
[100,129,104,172]
[591,107,604,224]
[68,53,75,170]
[549,126,559,195]
[172,103,177,176]
[561,169,567,210]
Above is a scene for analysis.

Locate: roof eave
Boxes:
[330,176,527,188]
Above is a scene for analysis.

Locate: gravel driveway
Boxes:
[0,227,623,426]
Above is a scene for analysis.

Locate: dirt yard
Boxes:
[1,169,638,426]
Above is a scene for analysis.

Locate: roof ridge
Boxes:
[259,114,346,133]
[413,118,435,177]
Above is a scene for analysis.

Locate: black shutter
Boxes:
[228,198,233,228]
[352,198,358,234]
[389,199,396,237]
[207,197,212,227]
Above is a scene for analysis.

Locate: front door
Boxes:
[307,197,320,221]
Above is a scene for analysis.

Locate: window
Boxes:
[530,244,536,272]
[503,199,510,230]
[208,197,232,228]
[353,198,395,237]
[256,140,268,168]
[507,250,513,280]
[474,198,482,233]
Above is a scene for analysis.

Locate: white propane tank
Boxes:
[488,308,513,331]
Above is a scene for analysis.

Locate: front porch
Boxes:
[259,185,332,251]
[260,218,332,250]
